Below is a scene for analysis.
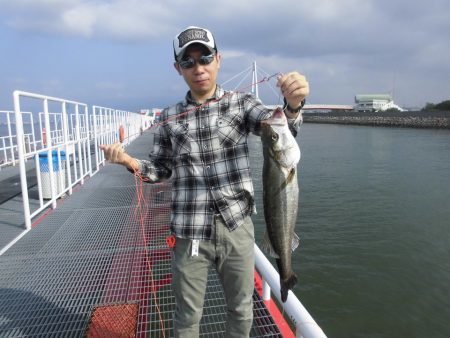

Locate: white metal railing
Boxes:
[11,91,150,230]
[13,91,92,229]
[91,106,149,173]
[254,244,327,338]
[0,110,16,168]
[38,112,65,146]
[0,110,37,168]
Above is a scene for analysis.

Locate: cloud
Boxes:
[1,0,448,59]
[0,0,375,45]
[61,3,96,37]
[0,0,449,108]
[0,0,175,40]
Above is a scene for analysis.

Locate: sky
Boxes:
[0,0,449,112]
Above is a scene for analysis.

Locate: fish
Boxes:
[260,107,301,303]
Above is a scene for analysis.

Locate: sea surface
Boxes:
[2,119,449,337]
[248,123,450,338]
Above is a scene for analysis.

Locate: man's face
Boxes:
[174,44,221,102]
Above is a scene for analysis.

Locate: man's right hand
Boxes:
[99,143,139,171]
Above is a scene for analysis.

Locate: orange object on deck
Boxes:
[42,128,47,147]
[85,303,139,338]
[119,125,125,143]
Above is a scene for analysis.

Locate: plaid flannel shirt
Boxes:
[137,86,302,240]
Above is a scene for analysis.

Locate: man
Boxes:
[100,26,309,338]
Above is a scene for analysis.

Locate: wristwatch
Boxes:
[283,98,305,113]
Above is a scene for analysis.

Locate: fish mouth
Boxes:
[272,107,284,118]
[261,107,286,126]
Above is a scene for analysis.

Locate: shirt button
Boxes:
[203,145,207,149]
[206,165,210,169]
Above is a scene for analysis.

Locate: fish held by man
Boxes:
[261,107,301,303]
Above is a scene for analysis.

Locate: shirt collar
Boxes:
[184,85,225,106]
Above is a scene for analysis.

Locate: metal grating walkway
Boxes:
[0,130,283,337]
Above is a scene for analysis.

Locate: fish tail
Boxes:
[280,273,298,303]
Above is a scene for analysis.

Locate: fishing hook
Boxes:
[261,72,283,82]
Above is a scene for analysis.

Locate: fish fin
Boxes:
[276,168,295,194]
[280,272,298,303]
[261,230,280,258]
[291,232,300,252]
[286,167,296,184]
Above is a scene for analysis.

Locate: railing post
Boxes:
[6,112,15,165]
[43,98,57,209]
[13,91,32,229]
[30,114,37,153]
[2,138,6,166]
[92,106,99,173]
[39,113,44,147]
[61,102,72,195]
[84,106,92,176]
[75,104,84,185]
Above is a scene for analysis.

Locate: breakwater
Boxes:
[302,110,450,129]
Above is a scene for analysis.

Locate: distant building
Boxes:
[354,94,405,112]
[139,108,162,124]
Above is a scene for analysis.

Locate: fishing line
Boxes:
[257,67,285,105]
[117,71,283,144]
[157,71,283,126]
[133,170,167,336]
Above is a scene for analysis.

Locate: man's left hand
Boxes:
[277,72,309,110]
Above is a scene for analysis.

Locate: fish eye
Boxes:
[271,133,279,141]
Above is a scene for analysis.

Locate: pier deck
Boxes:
[0,130,283,337]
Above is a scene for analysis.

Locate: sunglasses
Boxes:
[178,54,215,69]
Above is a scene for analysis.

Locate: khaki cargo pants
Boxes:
[171,216,255,338]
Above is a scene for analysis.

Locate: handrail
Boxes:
[13,90,91,229]
[254,244,327,338]
[0,110,36,168]
[11,90,151,230]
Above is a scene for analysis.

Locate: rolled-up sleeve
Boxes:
[134,118,173,182]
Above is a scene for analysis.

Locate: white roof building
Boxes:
[355,94,405,112]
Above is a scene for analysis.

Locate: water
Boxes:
[248,124,450,338]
